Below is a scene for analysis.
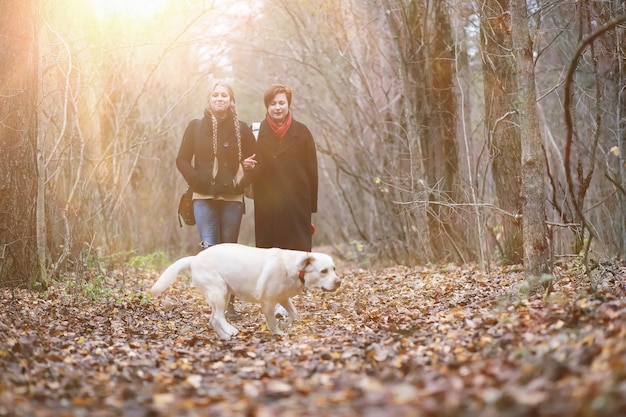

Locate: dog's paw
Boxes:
[267,325,287,336]
[212,318,240,340]
[217,327,239,340]
[278,318,294,330]
[225,325,239,337]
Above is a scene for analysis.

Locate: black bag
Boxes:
[177,187,195,227]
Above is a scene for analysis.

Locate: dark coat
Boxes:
[252,118,318,251]
[176,111,257,196]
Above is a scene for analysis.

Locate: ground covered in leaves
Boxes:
[1,259,626,416]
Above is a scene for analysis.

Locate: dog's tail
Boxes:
[150,256,194,297]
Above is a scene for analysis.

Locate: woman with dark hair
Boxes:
[252,84,318,252]
[176,80,258,250]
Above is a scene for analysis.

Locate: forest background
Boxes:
[2,1,626,416]
[1,0,625,286]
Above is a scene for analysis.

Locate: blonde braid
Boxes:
[210,112,218,179]
[232,106,242,162]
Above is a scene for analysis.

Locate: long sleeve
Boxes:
[176,119,201,188]
[303,125,318,213]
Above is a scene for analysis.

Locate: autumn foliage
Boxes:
[1,260,625,416]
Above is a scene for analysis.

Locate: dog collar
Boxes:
[298,269,306,284]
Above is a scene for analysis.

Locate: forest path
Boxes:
[1,261,625,416]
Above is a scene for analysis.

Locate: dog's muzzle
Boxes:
[323,279,341,292]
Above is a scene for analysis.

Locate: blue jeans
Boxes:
[194,199,243,248]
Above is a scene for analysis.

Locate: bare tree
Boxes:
[14,0,623,274]
[511,0,551,280]
[424,0,466,261]
[533,2,626,262]
[37,2,223,272]
[0,0,39,287]
[563,13,626,266]
[479,0,524,264]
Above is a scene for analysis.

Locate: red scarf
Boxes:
[266,112,292,141]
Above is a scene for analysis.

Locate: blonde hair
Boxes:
[207,80,243,184]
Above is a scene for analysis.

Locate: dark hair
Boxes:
[263,84,292,109]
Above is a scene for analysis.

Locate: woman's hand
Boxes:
[243,154,257,170]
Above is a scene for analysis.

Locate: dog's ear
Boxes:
[297,253,314,271]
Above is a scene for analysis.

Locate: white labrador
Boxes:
[150,243,341,339]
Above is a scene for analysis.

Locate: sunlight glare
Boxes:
[90,0,168,20]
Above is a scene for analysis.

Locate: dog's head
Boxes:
[297,253,341,292]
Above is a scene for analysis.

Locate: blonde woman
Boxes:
[176,80,257,250]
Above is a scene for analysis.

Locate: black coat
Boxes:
[253,118,318,251]
[176,111,257,196]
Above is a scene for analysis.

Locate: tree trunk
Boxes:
[479,0,524,264]
[0,0,39,288]
[511,0,552,279]
[426,0,464,262]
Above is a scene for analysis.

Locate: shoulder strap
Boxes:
[251,122,260,140]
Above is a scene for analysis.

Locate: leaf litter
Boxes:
[1,261,625,416]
